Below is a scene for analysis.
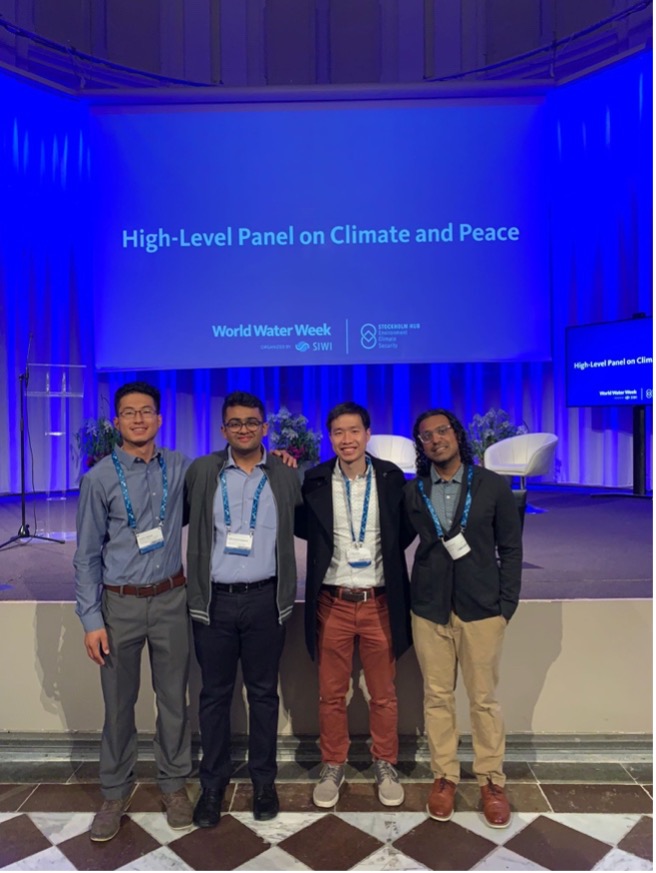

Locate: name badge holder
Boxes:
[442,531,470,560]
[347,544,373,568]
[342,457,374,568]
[417,466,474,561]
[221,469,267,556]
[136,527,165,553]
[112,451,168,554]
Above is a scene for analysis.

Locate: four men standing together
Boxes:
[74,384,521,841]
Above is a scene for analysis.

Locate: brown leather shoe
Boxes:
[427,777,457,821]
[480,780,511,828]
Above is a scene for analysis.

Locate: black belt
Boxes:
[212,577,276,594]
[321,585,386,603]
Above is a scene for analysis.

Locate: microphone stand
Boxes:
[0,358,65,549]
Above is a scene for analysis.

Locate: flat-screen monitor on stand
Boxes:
[565,315,653,497]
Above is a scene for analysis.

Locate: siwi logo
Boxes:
[296,342,310,352]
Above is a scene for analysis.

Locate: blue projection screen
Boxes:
[91,97,550,370]
[566,317,653,407]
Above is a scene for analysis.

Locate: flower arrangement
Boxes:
[467,408,528,465]
[267,406,322,464]
[75,416,121,468]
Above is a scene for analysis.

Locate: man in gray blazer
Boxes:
[185,390,303,828]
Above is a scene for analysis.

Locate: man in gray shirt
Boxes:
[404,408,521,828]
[74,381,193,842]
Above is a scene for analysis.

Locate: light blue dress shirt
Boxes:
[211,448,278,584]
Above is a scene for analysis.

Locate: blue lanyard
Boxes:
[417,465,473,539]
[341,456,373,544]
[111,451,168,530]
[220,468,267,532]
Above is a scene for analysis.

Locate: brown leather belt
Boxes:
[321,585,386,603]
[104,570,186,598]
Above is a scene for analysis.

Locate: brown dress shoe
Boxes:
[427,777,457,821]
[161,787,194,829]
[480,780,511,828]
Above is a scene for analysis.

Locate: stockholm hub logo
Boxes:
[360,323,377,350]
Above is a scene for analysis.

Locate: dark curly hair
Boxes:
[412,408,474,477]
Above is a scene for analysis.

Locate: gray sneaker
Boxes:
[90,792,134,842]
[374,760,404,807]
[313,764,345,808]
[161,787,194,829]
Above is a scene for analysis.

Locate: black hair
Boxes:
[412,408,474,476]
[326,401,371,431]
[114,381,160,415]
[222,391,266,422]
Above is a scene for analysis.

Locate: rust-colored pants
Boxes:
[317,590,398,765]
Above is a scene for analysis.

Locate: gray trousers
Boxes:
[99,585,192,800]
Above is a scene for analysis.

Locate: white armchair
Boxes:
[367,435,416,475]
[484,434,558,513]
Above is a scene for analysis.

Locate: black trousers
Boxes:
[192,582,285,790]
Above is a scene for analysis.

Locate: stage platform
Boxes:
[0,485,651,603]
[0,484,651,740]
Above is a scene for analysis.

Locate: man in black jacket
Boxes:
[404,408,522,829]
[303,402,413,809]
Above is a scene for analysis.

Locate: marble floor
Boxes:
[0,759,652,871]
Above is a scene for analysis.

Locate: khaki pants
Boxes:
[412,611,507,787]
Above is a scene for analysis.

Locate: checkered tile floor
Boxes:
[0,762,652,870]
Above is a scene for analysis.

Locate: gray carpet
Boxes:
[0,486,651,602]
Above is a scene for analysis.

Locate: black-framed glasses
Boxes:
[418,424,453,443]
[119,407,158,420]
[223,418,264,433]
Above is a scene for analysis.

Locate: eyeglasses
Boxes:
[119,407,158,420]
[418,424,453,443]
[223,418,264,433]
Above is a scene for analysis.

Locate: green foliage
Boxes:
[75,416,121,468]
[467,408,528,464]
[267,406,322,464]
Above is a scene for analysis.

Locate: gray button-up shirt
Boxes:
[430,463,464,532]
[73,445,189,633]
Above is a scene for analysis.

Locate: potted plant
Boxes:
[267,407,322,471]
[74,416,121,470]
[467,408,528,466]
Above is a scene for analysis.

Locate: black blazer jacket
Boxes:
[302,454,413,660]
[404,465,522,625]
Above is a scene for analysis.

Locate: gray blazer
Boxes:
[184,449,303,625]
